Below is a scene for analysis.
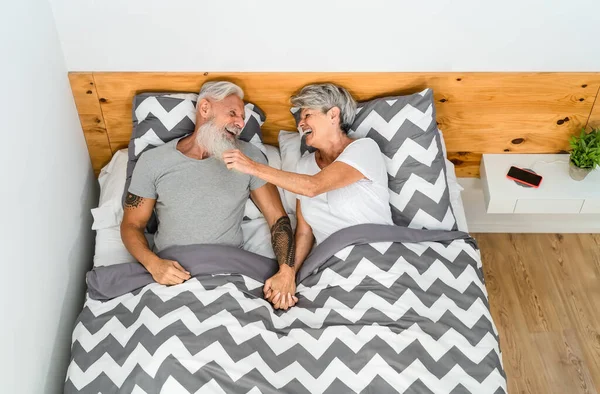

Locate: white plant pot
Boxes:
[569,160,592,181]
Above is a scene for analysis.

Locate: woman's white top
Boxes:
[296,138,393,245]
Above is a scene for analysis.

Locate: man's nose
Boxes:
[235,115,245,130]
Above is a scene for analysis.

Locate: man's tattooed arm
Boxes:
[270,216,296,268]
[124,193,145,209]
[121,192,172,283]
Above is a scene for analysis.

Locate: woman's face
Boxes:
[298,108,335,148]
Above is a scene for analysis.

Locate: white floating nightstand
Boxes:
[480,154,600,214]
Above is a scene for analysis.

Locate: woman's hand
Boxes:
[223,149,258,175]
[264,265,298,310]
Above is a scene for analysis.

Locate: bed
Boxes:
[58,73,546,394]
[66,168,500,393]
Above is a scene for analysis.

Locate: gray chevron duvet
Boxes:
[65,224,506,394]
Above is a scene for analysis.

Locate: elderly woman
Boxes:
[223,83,393,308]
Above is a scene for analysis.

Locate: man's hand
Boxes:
[264,265,298,310]
[146,258,191,285]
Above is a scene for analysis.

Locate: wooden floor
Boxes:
[474,233,600,394]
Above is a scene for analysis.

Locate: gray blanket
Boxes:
[67,224,506,393]
[87,224,476,301]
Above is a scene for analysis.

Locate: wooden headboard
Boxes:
[69,72,600,177]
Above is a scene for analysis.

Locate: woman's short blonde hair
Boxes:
[291,83,357,133]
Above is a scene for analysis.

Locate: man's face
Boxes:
[201,95,246,140]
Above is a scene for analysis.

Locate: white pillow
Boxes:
[263,145,289,212]
[92,149,140,267]
[91,149,128,229]
[94,227,154,267]
[244,144,290,219]
[264,144,281,174]
[278,130,303,214]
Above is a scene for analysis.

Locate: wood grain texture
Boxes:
[68,73,112,174]
[476,233,600,394]
[586,85,600,131]
[69,72,600,176]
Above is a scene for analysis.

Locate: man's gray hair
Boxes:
[291,83,357,133]
[197,81,244,105]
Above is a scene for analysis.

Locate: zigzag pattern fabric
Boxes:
[65,237,506,393]
[348,89,456,230]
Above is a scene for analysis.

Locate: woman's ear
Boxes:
[197,98,212,120]
[328,106,341,124]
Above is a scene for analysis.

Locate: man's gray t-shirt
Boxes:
[128,138,267,253]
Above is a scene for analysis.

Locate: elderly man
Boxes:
[121,81,297,309]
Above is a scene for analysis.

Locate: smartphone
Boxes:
[506,166,543,188]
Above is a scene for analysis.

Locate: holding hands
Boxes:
[264,266,298,310]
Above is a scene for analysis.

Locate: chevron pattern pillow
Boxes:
[348,89,456,230]
[123,92,267,230]
[291,88,456,231]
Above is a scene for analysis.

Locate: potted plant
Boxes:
[569,128,600,181]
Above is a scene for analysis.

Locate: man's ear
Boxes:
[197,98,212,121]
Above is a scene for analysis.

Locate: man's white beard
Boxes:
[195,120,239,161]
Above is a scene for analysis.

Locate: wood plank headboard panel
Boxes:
[69,72,600,177]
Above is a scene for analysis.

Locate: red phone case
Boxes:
[506,167,542,188]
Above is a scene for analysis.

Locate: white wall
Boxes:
[49,0,600,72]
[0,0,96,393]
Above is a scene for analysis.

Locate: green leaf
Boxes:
[568,128,600,168]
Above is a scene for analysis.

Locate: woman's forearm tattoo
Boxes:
[271,216,295,268]
[124,193,144,209]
